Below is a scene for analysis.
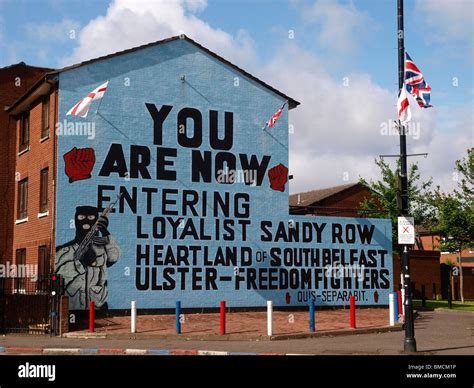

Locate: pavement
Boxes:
[66,307,394,340]
[0,310,472,355]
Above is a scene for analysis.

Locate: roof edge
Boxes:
[7,34,300,114]
[289,182,368,207]
[58,35,300,109]
[289,182,362,198]
[6,72,58,113]
[0,61,56,72]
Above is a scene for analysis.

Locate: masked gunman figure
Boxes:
[55,206,121,310]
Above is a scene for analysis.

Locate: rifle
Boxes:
[73,193,122,261]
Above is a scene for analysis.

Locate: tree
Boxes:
[359,158,433,254]
[428,193,473,303]
[455,148,473,202]
[429,149,474,303]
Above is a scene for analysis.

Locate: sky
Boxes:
[0,0,472,194]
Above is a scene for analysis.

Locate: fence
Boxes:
[0,275,61,335]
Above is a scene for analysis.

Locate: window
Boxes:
[16,248,26,266]
[42,96,50,139]
[38,246,50,277]
[39,168,48,213]
[19,112,29,152]
[16,248,26,291]
[17,178,28,220]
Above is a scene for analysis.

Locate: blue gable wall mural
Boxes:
[54,37,392,310]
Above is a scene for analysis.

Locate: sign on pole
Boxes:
[398,216,415,245]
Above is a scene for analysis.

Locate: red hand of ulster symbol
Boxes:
[63,147,96,183]
[268,163,289,192]
[374,291,379,303]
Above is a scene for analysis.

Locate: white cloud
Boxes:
[24,18,80,43]
[57,0,471,196]
[184,0,207,13]
[263,42,470,195]
[289,152,382,193]
[415,0,474,41]
[261,43,401,191]
[62,0,256,68]
[410,104,473,192]
[260,1,471,195]
[303,0,373,52]
[266,45,395,156]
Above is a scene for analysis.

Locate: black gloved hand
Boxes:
[96,215,110,236]
[80,246,96,267]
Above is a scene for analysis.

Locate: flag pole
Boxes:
[94,95,105,117]
[95,98,104,116]
[94,81,109,117]
[397,0,417,353]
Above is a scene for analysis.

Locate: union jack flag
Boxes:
[263,102,286,130]
[405,52,432,108]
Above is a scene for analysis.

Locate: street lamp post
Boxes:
[397,0,417,353]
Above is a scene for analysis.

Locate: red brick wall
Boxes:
[393,251,442,299]
[60,295,69,335]
[0,64,52,265]
[419,235,436,250]
[12,87,57,271]
[419,234,474,268]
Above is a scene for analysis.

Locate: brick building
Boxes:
[392,251,442,300]
[289,182,373,217]
[0,63,54,268]
[418,230,474,267]
[418,228,474,299]
[1,35,394,312]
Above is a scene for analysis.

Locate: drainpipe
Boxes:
[50,82,58,274]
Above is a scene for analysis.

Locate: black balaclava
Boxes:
[75,206,99,243]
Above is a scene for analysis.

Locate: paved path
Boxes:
[68,308,391,338]
[0,310,472,355]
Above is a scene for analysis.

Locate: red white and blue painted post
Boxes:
[389,293,395,326]
[131,301,137,333]
[309,299,315,332]
[394,292,400,322]
[89,301,95,333]
[350,296,356,329]
[175,301,181,334]
[401,288,406,316]
[397,290,403,319]
[267,301,273,336]
[220,301,226,335]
